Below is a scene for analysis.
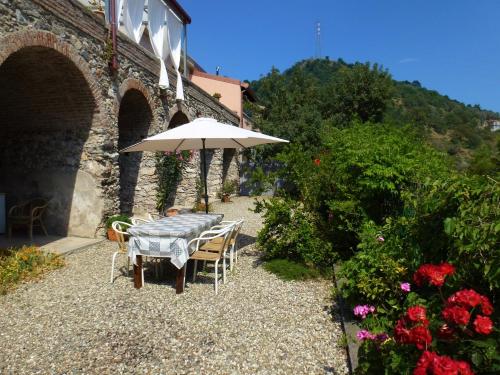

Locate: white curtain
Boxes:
[123,0,145,43]
[104,0,125,26]
[167,7,184,100]
[147,0,169,89]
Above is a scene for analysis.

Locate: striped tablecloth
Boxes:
[127,213,223,269]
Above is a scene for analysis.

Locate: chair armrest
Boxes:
[31,202,49,219]
[148,213,166,222]
[131,217,151,225]
[8,202,28,216]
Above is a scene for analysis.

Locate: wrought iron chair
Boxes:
[8,198,49,240]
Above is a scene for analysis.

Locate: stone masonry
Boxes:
[0,0,241,237]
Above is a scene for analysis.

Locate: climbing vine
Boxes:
[155,150,193,213]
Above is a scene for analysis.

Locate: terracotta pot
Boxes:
[222,194,231,203]
[107,228,118,241]
[166,208,179,217]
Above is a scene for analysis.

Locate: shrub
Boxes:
[253,197,335,268]
[275,123,452,255]
[0,246,64,295]
[263,259,321,281]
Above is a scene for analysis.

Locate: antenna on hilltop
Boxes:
[315,21,321,59]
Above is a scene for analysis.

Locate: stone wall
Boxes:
[0,0,240,236]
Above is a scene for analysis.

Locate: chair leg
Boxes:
[192,260,198,282]
[214,260,219,295]
[229,246,234,271]
[39,219,48,236]
[110,252,119,283]
[127,257,130,276]
[223,256,227,284]
[183,263,187,290]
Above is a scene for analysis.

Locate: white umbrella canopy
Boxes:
[120,117,288,213]
[120,117,288,152]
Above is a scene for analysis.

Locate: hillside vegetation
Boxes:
[247,58,500,374]
[248,58,499,171]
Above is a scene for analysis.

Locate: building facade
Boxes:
[0,0,240,237]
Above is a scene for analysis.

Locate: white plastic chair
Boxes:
[187,224,234,294]
[110,221,135,283]
[148,213,166,222]
[211,219,245,270]
[131,217,152,225]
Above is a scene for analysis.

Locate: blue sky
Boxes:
[181,0,500,112]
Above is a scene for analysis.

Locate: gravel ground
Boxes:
[0,197,349,374]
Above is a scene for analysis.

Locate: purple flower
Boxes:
[353,305,376,319]
[400,282,411,293]
[356,329,376,341]
[376,236,385,243]
[375,333,389,341]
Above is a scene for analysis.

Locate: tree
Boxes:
[321,62,393,126]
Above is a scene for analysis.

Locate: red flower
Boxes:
[394,318,412,344]
[407,306,428,324]
[409,325,433,350]
[414,352,474,375]
[433,355,460,375]
[473,315,493,335]
[442,306,471,326]
[414,351,436,375]
[437,324,455,341]
[455,360,474,375]
[447,289,482,309]
[480,296,494,316]
[313,158,321,166]
[413,263,455,287]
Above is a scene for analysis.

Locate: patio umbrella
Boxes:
[120,117,289,213]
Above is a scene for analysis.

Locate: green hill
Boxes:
[249,58,499,170]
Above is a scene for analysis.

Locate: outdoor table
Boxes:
[127,213,223,293]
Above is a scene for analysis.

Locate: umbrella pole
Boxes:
[201,139,209,214]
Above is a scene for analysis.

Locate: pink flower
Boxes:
[353,305,376,319]
[356,330,376,341]
[400,282,411,292]
[377,236,385,242]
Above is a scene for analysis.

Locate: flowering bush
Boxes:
[0,246,64,295]
[354,263,499,374]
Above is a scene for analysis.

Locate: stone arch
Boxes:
[0,30,105,237]
[168,101,192,128]
[117,83,154,214]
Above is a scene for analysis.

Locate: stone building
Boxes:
[0,0,241,238]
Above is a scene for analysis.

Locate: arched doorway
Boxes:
[169,111,190,128]
[118,89,153,214]
[0,45,102,236]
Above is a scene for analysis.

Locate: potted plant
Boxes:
[219,180,237,203]
[105,214,131,241]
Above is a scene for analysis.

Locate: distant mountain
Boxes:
[250,58,499,168]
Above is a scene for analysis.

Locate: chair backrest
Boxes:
[112,221,132,252]
[148,213,165,222]
[131,217,151,225]
[229,219,244,244]
[30,199,49,220]
[219,223,237,255]
[204,224,234,256]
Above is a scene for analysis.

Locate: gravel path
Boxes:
[0,197,348,374]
